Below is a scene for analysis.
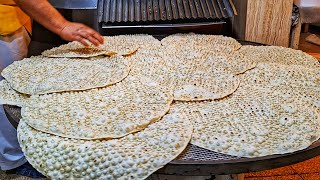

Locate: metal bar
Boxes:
[176,0,185,19]
[102,21,225,28]
[217,0,227,18]
[193,0,204,18]
[159,0,167,20]
[182,0,191,18]
[134,0,141,22]
[147,0,153,21]
[229,0,238,16]
[188,0,197,18]
[123,0,129,22]
[199,0,210,18]
[164,0,173,20]
[141,0,147,21]
[170,0,179,19]
[110,0,117,22]
[223,0,234,17]
[153,0,160,21]
[205,0,215,18]
[97,0,104,22]
[128,0,135,22]
[102,0,111,22]
[116,0,123,22]
[212,0,222,18]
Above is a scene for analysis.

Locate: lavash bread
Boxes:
[22,76,172,139]
[18,111,192,180]
[1,56,131,95]
[0,80,29,107]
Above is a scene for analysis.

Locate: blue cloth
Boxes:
[0,27,30,170]
[0,106,27,170]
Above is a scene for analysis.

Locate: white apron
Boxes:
[0,27,30,170]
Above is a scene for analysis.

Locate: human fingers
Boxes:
[78,30,101,46]
[93,32,104,44]
[74,35,89,47]
[59,22,103,46]
[84,28,104,44]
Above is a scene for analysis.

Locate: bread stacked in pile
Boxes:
[0,34,319,180]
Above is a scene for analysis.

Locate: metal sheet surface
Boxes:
[99,0,235,24]
[48,0,98,9]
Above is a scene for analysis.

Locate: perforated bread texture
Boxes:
[21,76,173,139]
[1,56,131,95]
[42,41,109,58]
[17,111,192,180]
[161,34,242,56]
[0,80,29,107]
[240,63,319,88]
[172,86,320,158]
[130,49,240,101]
[102,34,162,55]
[238,45,320,68]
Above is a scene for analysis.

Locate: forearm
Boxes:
[14,0,103,46]
[14,0,68,35]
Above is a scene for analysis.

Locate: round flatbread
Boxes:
[102,34,162,56]
[21,76,173,139]
[172,86,320,158]
[42,35,161,58]
[270,85,320,114]
[237,45,320,68]
[42,42,113,58]
[240,63,319,112]
[241,63,319,88]
[130,49,240,101]
[161,33,242,56]
[17,112,192,179]
[177,51,256,75]
[222,52,257,75]
[172,69,240,101]
[1,56,130,95]
[0,80,29,107]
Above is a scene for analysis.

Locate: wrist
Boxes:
[54,20,70,36]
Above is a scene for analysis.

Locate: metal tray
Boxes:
[5,104,320,176]
[4,40,320,176]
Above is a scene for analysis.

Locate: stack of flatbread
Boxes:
[0,33,319,179]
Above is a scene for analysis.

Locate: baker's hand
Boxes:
[59,22,104,46]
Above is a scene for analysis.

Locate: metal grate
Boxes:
[175,144,239,161]
[98,0,236,25]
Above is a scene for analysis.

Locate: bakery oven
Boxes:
[29,0,236,55]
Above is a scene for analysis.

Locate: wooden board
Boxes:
[233,0,293,47]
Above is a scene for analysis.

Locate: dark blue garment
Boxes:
[6,162,46,178]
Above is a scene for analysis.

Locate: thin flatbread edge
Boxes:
[21,97,173,140]
[17,112,193,179]
[191,110,320,157]
[0,80,29,107]
[2,57,132,95]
